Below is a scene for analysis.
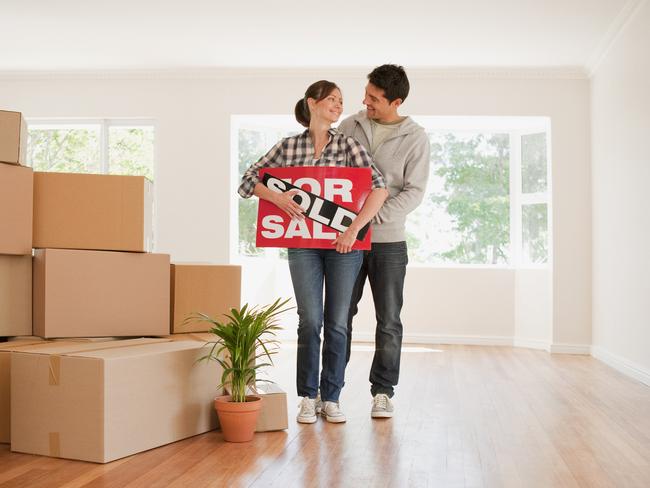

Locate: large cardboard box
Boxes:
[0,163,33,255]
[254,383,288,432]
[33,249,170,338]
[33,172,153,252]
[0,338,45,443]
[0,255,32,337]
[2,339,123,444]
[11,338,221,463]
[0,110,27,165]
[170,264,241,333]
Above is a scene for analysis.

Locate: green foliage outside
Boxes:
[28,128,101,173]
[408,133,511,265]
[522,203,548,264]
[108,127,154,180]
[521,132,547,194]
[27,126,154,181]
[435,133,510,264]
[238,129,266,257]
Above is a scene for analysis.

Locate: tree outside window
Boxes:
[27,121,154,181]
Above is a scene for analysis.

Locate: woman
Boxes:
[238,80,387,424]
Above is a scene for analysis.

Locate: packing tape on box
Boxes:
[49,432,60,457]
[48,356,60,386]
[56,338,173,357]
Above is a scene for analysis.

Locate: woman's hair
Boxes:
[294,80,340,127]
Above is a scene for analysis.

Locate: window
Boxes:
[232,115,550,268]
[27,119,155,180]
[409,116,550,267]
[519,132,549,265]
[407,130,511,265]
[232,115,301,260]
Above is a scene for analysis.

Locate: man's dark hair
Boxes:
[367,64,410,103]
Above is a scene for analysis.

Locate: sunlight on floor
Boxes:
[279,340,444,353]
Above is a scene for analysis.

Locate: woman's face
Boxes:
[309,88,343,124]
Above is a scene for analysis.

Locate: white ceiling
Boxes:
[0,0,635,72]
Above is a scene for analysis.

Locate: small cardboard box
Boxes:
[33,172,153,252]
[0,110,28,165]
[255,383,288,432]
[33,249,170,338]
[0,163,33,255]
[0,255,32,337]
[11,338,221,463]
[170,264,241,333]
[0,338,46,443]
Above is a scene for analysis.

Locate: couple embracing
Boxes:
[238,64,430,423]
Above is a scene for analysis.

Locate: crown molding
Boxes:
[0,66,589,82]
[586,0,648,78]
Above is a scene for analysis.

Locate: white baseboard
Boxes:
[591,346,650,387]
[549,343,592,355]
[513,338,551,351]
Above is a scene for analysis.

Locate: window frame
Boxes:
[26,117,157,178]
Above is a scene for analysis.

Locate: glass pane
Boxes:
[522,203,548,264]
[237,127,299,259]
[407,132,510,265]
[238,129,267,257]
[109,126,154,180]
[27,126,100,173]
[521,132,547,193]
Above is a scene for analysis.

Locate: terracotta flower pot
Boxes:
[214,395,263,442]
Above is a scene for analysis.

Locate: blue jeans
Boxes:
[346,241,408,398]
[288,248,363,403]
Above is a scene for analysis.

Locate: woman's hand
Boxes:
[332,227,359,253]
[271,189,305,220]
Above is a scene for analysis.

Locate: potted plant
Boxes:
[185,297,291,443]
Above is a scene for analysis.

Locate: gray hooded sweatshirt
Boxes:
[338,110,430,243]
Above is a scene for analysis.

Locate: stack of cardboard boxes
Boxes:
[0,110,287,464]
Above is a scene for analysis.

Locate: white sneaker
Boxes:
[371,394,394,418]
[297,397,317,424]
[315,390,322,414]
[321,401,346,423]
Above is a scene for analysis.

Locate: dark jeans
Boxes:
[346,241,408,398]
[288,248,363,403]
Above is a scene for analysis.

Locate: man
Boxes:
[338,64,430,418]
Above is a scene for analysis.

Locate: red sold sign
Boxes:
[256,167,373,250]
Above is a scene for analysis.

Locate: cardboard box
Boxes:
[0,110,27,165]
[0,163,33,255]
[33,172,153,252]
[11,338,221,463]
[2,338,123,444]
[254,383,288,432]
[170,264,241,333]
[0,255,32,337]
[0,338,46,443]
[33,249,170,338]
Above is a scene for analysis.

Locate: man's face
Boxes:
[363,82,400,122]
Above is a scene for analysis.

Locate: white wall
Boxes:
[591,1,650,382]
[514,269,552,349]
[0,68,590,347]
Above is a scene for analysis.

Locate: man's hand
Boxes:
[272,189,305,220]
[332,227,359,253]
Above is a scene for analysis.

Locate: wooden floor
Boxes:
[2,343,650,488]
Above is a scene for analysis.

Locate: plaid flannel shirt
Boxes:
[238,128,386,198]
